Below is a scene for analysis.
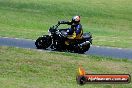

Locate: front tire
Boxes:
[35,35,52,49]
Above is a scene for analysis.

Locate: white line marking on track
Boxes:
[0,36,36,41]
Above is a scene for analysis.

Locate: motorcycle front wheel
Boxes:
[35,35,52,49]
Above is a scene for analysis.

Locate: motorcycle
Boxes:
[35,22,92,53]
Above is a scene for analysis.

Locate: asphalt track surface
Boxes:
[0,37,132,59]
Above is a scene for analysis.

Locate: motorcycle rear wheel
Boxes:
[74,43,90,54]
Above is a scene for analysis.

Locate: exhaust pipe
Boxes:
[79,41,90,47]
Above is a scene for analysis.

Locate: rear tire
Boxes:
[74,43,90,54]
[35,35,52,49]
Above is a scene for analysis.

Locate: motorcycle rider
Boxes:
[58,16,83,45]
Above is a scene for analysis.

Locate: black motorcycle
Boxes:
[35,23,92,53]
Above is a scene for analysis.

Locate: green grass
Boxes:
[0,1,131,87]
[0,46,132,88]
[0,0,132,48]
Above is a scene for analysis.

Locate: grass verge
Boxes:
[0,46,132,88]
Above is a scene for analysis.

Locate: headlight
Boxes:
[48,30,51,35]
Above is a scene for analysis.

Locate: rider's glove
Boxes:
[58,21,65,24]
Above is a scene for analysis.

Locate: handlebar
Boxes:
[49,23,68,37]
[54,23,60,29]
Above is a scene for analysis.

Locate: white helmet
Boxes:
[72,16,80,23]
